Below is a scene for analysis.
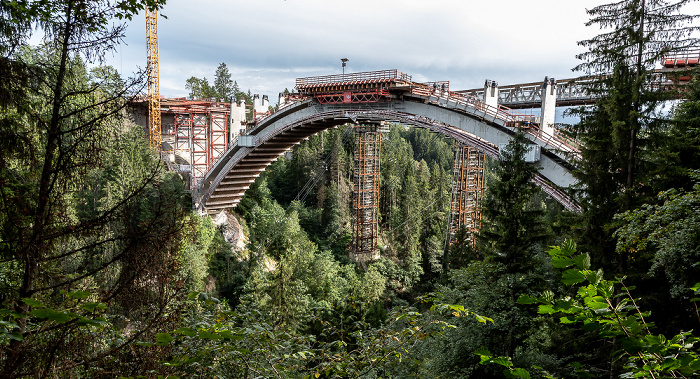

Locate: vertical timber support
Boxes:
[351,124,382,263]
[541,76,557,135]
[446,143,485,266]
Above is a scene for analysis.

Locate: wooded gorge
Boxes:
[2,0,700,378]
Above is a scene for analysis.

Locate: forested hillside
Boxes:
[2,0,700,378]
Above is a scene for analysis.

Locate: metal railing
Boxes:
[296,69,412,87]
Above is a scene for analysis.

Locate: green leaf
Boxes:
[156,333,174,345]
[517,294,539,305]
[198,330,222,340]
[490,357,512,368]
[551,256,575,268]
[31,309,74,323]
[573,253,591,270]
[560,316,576,324]
[584,296,609,310]
[475,315,493,324]
[21,298,44,308]
[0,320,18,329]
[507,368,531,378]
[562,269,586,285]
[561,239,577,255]
[81,302,107,312]
[66,291,91,299]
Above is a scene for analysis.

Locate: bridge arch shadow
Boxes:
[198,98,580,214]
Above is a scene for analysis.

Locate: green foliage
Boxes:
[615,175,700,298]
[160,292,486,378]
[480,130,548,273]
[518,240,700,378]
[184,76,216,99]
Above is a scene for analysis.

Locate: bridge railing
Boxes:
[296,69,412,87]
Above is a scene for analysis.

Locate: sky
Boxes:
[102,0,654,101]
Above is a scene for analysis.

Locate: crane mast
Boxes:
[146,4,161,150]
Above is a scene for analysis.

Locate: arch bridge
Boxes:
[194,69,581,215]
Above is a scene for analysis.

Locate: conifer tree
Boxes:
[214,62,234,102]
[570,0,699,268]
[479,131,547,274]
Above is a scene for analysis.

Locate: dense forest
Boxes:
[2,0,700,378]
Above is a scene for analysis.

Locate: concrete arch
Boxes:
[198,96,580,214]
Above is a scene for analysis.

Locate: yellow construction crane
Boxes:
[146,3,161,150]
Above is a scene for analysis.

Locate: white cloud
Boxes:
[107,0,685,99]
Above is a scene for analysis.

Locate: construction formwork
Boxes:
[159,101,230,188]
[448,144,485,250]
[352,124,382,261]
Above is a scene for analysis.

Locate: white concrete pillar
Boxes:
[253,94,268,117]
[483,80,499,109]
[541,77,557,135]
[253,94,261,112]
[230,98,246,140]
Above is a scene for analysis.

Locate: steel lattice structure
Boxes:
[352,124,382,260]
[447,144,485,253]
[146,5,160,150]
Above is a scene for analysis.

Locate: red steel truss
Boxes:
[448,144,485,254]
[175,114,191,154]
[352,124,382,261]
[159,100,230,188]
[191,113,210,187]
[209,111,228,165]
[315,89,391,104]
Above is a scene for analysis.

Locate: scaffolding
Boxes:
[146,4,160,150]
[448,144,485,253]
[352,124,382,261]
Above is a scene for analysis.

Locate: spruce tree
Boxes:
[570,0,699,269]
[214,62,234,102]
[479,131,547,274]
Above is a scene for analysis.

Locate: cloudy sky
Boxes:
[105,0,635,100]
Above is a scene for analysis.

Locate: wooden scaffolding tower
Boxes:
[352,124,382,261]
[447,144,485,250]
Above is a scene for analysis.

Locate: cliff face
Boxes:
[213,209,247,252]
